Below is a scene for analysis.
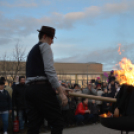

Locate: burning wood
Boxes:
[100,112,113,118]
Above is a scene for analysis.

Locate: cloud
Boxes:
[0,1,134,44]
[0,0,38,8]
[103,2,129,14]
[55,43,134,71]
[0,37,14,45]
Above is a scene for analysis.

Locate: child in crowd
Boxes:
[75,98,94,125]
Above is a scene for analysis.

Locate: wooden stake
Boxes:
[69,92,117,102]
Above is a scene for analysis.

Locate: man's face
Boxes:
[43,35,53,45]
[0,84,4,90]
[75,86,78,89]
[19,78,25,84]
[47,36,53,45]
[83,99,88,105]
[87,84,91,90]
[49,38,53,45]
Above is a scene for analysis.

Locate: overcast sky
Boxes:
[0,0,134,71]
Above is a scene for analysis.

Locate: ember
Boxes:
[100,112,113,118]
[118,44,122,55]
[103,113,107,118]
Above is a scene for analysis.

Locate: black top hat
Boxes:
[37,26,55,39]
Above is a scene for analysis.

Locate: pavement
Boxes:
[2,123,134,134]
[40,123,134,134]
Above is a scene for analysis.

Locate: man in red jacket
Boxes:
[75,98,94,125]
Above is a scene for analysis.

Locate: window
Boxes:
[82,75,87,80]
[71,75,75,80]
[78,81,82,88]
[77,75,83,80]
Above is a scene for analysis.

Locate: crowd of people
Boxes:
[58,70,120,127]
[0,70,120,134]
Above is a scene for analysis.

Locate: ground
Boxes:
[40,123,134,134]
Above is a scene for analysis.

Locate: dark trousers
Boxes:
[69,109,75,125]
[75,113,94,125]
[62,110,70,127]
[93,114,99,123]
[25,84,63,134]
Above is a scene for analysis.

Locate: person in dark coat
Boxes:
[88,100,99,123]
[12,76,26,132]
[108,79,116,98]
[0,78,12,134]
[108,70,115,84]
[101,88,110,113]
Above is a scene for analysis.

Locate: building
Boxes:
[55,62,103,88]
[0,61,108,87]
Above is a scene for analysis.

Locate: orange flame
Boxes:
[115,44,134,85]
[118,44,121,55]
[100,112,113,118]
[115,58,134,85]
[103,113,108,117]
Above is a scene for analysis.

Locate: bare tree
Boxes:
[0,52,8,80]
[10,43,26,82]
[0,42,26,85]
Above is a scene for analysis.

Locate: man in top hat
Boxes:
[25,26,68,134]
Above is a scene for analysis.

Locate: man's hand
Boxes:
[62,86,72,96]
[85,109,90,114]
[59,93,68,106]
[92,100,95,104]
[57,86,69,106]
[114,108,119,117]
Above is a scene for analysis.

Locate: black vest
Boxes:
[26,42,46,78]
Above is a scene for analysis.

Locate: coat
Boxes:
[96,89,103,105]
[5,85,12,98]
[75,102,88,115]
[88,102,99,114]
[82,88,97,103]
[12,84,26,110]
[0,89,12,112]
